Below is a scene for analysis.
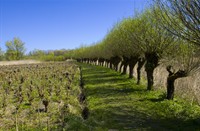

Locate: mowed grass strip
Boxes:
[80,63,200,131]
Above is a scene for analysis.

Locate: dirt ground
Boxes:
[0,60,41,66]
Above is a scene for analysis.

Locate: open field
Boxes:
[0,60,41,66]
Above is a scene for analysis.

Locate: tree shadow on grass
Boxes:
[83,71,145,99]
[86,85,145,99]
[89,105,200,131]
[84,77,126,85]
[139,97,166,102]
[81,64,200,130]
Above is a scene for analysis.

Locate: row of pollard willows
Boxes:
[77,51,198,101]
[0,62,85,130]
[77,56,145,86]
[73,6,200,101]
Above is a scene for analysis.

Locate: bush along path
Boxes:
[78,63,200,131]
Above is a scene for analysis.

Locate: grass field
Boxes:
[78,63,200,131]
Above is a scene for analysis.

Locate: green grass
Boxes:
[76,63,200,131]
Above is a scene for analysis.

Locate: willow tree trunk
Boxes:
[105,60,110,68]
[109,63,113,69]
[167,77,175,100]
[145,52,159,91]
[86,59,89,64]
[129,64,134,78]
[98,58,105,67]
[122,64,128,75]
[146,69,154,90]
[128,56,138,79]
[137,58,145,85]
[121,56,129,75]
[119,61,124,73]
[114,64,118,71]
[105,61,109,68]
[166,66,187,100]
[110,56,122,72]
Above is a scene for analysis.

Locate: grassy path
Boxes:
[80,64,200,131]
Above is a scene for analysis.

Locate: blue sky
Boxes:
[0,0,151,53]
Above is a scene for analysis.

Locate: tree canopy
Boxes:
[155,0,200,46]
[5,37,26,60]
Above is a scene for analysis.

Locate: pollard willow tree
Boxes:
[162,41,200,100]
[71,42,109,66]
[103,25,122,71]
[101,28,122,71]
[155,0,200,46]
[102,19,143,80]
[71,45,91,63]
[128,9,175,90]
[82,44,99,65]
[153,0,200,99]
[116,18,144,80]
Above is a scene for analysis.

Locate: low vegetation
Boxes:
[0,62,87,130]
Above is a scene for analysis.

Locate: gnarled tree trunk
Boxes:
[166,66,187,100]
[145,52,159,90]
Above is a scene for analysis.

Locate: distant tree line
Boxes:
[0,38,70,61]
[28,49,70,61]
